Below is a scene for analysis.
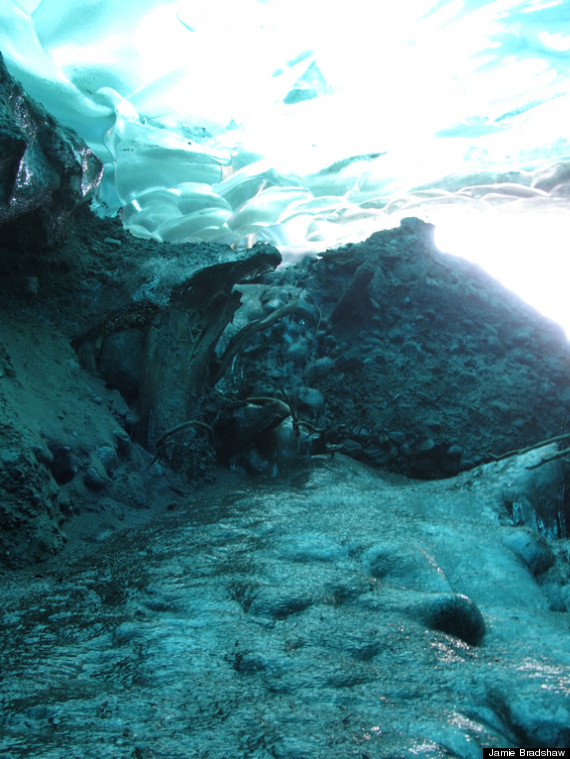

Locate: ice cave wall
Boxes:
[2,48,570,567]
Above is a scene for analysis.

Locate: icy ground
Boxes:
[1,452,569,758]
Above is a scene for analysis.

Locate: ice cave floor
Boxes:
[1,450,569,759]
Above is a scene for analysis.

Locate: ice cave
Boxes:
[1,1,570,757]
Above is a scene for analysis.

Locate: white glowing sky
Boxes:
[433,209,570,335]
[2,0,570,335]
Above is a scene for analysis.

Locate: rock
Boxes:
[511,326,535,345]
[32,443,53,467]
[416,438,436,454]
[48,444,76,485]
[84,457,110,491]
[232,447,271,477]
[113,429,132,460]
[341,439,364,458]
[442,444,462,475]
[485,335,505,355]
[401,340,422,358]
[389,430,406,445]
[285,336,309,363]
[387,327,404,343]
[96,445,119,477]
[232,217,570,482]
[296,386,324,414]
[0,444,65,565]
[56,493,75,518]
[556,386,570,405]
[306,356,335,380]
[0,52,102,232]
[334,346,361,371]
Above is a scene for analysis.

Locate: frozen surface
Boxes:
[1,452,569,757]
[2,0,570,253]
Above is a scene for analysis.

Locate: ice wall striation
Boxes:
[2,0,570,250]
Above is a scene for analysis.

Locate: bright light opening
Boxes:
[433,208,570,338]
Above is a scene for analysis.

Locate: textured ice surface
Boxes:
[2,0,570,251]
[1,452,569,756]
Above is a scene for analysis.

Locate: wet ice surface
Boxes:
[1,454,569,758]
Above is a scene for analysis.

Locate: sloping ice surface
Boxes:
[1,453,569,757]
[1,0,570,252]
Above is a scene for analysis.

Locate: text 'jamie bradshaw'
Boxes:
[484,750,567,757]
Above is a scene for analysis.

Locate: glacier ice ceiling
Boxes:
[2,0,570,330]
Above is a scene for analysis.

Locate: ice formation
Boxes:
[1,0,570,256]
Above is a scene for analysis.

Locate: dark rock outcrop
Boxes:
[0,52,102,248]
[226,218,570,483]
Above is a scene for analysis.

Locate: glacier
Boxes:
[1,0,570,274]
[2,13,570,754]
